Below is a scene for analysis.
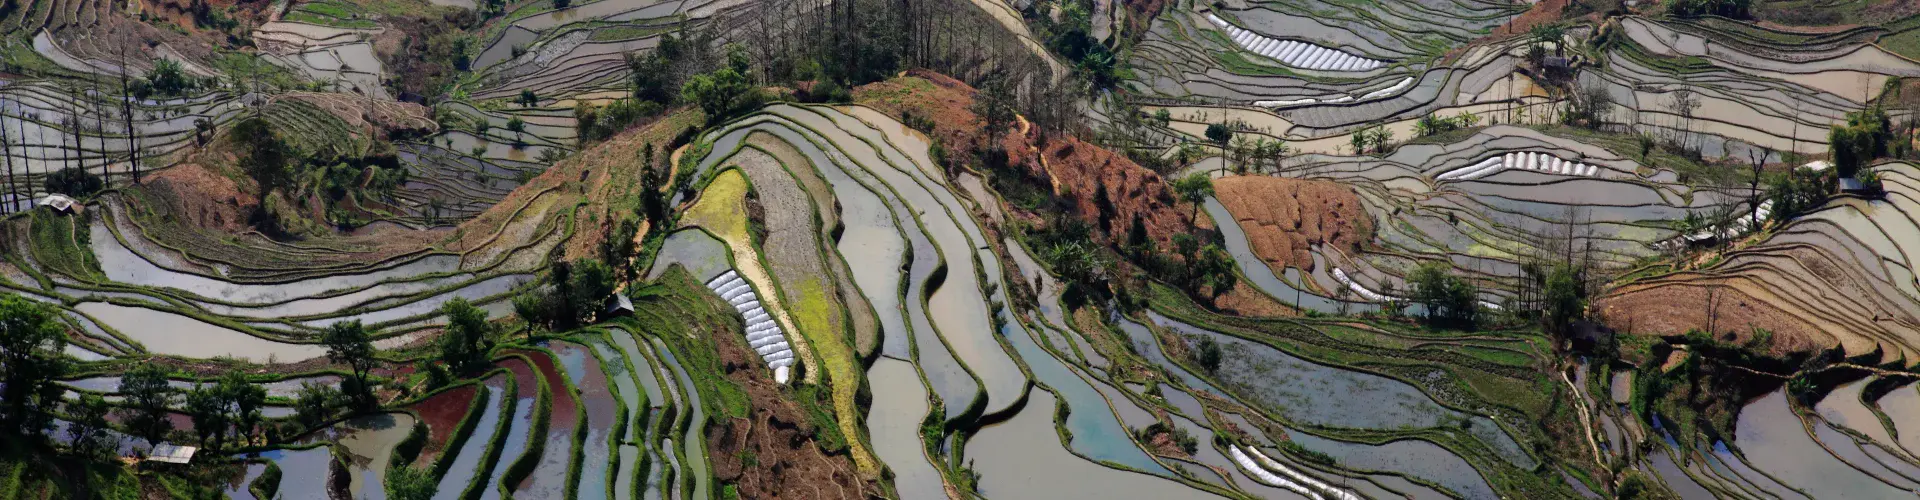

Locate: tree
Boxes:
[387,465,437,500]
[519,89,539,107]
[294,382,343,430]
[119,363,175,449]
[322,320,378,409]
[1194,337,1222,373]
[1531,23,1566,58]
[439,297,493,372]
[1748,146,1771,225]
[0,296,68,439]
[219,371,266,447]
[1668,89,1700,152]
[232,117,291,202]
[568,259,617,323]
[1205,123,1233,172]
[973,71,1018,134]
[640,143,668,227]
[1408,262,1478,328]
[1170,172,1214,226]
[1542,264,1585,335]
[185,383,230,449]
[552,0,569,8]
[44,166,103,197]
[65,394,114,459]
[682,44,763,124]
[1196,244,1238,304]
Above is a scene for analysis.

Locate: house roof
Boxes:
[147,443,197,464]
[606,293,633,314]
[37,194,76,212]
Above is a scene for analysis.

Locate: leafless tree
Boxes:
[1747,146,1771,226]
[1668,89,1700,152]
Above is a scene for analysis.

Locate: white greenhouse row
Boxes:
[1207,13,1384,72]
[705,270,796,384]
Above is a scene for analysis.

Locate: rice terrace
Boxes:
[7,0,1920,497]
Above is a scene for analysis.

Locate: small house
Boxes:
[37,194,76,213]
[605,293,634,318]
[146,443,197,464]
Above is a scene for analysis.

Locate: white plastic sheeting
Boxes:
[703,269,795,384]
[1436,152,1607,181]
[1331,268,1395,302]
[1206,13,1385,72]
[1247,447,1362,500]
[1227,446,1317,498]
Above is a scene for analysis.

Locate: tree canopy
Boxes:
[0,296,69,440]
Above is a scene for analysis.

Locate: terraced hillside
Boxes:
[14,0,1920,498]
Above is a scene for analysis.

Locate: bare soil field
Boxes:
[1212,175,1371,276]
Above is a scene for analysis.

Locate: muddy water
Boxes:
[607,330,667,406]
[1203,198,1372,314]
[588,339,645,500]
[92,221,461,305]
[964,390,1213,499]
[1816,378,1898,447]
[259,446,334,498]
[776,106,1026,416]
[434,378,507,500]
[651,338,709,500]
[479,373,540,500]
[866,358,946,500]
[1170,414,1308,499]
[1708,441,1805,500]
[560,342,617,500]
[1878,383,1920,456]
[75,302,327,362]
[298,274,529,328]
[1287,433,1496,500]
[222,462,268,500]
[1150,311,1533,468]
[1002,239,1108,368]
[1112,315,1220,394]
[1736,390,1909,498]
[1646,443,1713,499]
[319,412,417,500]
[646,230,730,283]
[734,117,975,419]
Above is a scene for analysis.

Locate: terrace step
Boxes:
[703,269,793,383]
[1206,13,1385,72]
[1434,152,1605,181]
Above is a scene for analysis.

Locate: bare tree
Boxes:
[1747,146,1771,226]
[1668,89,1700,152]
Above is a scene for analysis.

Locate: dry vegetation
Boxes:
[854,71,1193,250]
[1211,176,1372,275]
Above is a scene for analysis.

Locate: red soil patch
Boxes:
[704,315,868,499]
[854,70,1193,252]
[509,348,579,495]
[405,384,480,466]
[1489,0,1571,39]
[499,357,539,399]
[1595,281,1825,357]
[553,343,617,429]
[1211,176,1372,275]
[143,163,256,234]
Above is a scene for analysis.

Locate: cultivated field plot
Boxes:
[1214,125,1751,311]
[1128,0,1531,141]
[1602,162,1920,365]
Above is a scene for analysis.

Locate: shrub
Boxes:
[43,167,102,197]
[1665,0,1749,18]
